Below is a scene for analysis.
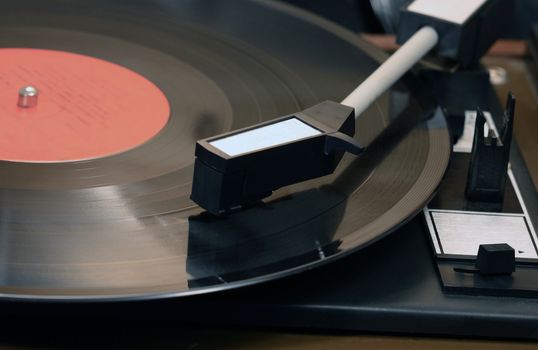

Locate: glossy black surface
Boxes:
[0,0,450,300]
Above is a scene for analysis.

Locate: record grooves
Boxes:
[0,0,450,301]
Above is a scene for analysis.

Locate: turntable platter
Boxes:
[0,0,450,300]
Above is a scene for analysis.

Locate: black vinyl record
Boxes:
[0,0,450,300]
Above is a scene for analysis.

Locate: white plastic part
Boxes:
[209,117,321,156]
[407,0,487,25]
[341,25,439,119]
[213,25,440,156]
[430,210,537,259]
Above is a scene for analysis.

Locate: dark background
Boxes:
[284,0,538,38]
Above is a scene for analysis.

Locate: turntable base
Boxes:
[3,72,535,340]
[0,0,537,345]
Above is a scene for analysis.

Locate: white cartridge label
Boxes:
[209,118,321,157]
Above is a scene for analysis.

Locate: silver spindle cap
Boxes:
[18,86,39,108]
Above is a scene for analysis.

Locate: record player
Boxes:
[0,0,537,342]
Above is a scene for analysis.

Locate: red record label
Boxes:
[0,48,170,162]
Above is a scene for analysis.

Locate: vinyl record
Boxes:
[0,0,451,300]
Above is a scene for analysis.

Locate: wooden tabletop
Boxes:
[1,325,537,349]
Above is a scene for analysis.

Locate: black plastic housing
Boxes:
[397,0,512,67]
[465,93,515,202]
[190,101,359,215]
[476,243,515,275]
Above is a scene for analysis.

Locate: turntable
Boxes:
[0,0,537,342]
